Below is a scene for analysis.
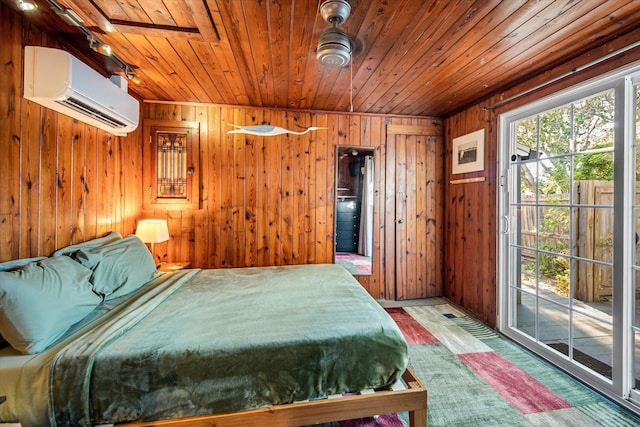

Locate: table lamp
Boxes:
[135,219,169,259]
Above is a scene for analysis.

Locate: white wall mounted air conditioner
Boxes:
[23,46,139,136]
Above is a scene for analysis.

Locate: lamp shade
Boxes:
[135,219,169,244]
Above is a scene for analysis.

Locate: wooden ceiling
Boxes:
[9,0,640,117]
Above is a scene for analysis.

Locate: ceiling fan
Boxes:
[316,0,353,67]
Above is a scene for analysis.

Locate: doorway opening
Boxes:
[335,146,374,275]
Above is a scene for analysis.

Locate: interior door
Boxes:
[385,124,443,300]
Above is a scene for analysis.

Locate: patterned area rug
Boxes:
[335,253,371,275]
[336,303,640,427]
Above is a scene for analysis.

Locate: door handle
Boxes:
[397,218,404,224]
[499,215,510,234]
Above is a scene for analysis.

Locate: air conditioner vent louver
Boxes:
[24,46,139,136]
[57,98,127,128]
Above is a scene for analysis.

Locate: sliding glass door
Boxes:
[631,80,640,405]
[499,66,640,411]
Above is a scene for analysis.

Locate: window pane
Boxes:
[515,116,538,152]
[573,260,612,307]
[514,205,536,249]
[512,247,537,293]
[538,156,570,198]
[571,311,612,379]
[573,207,613,263]
[574,151,614,182]
[539,106,571,157]
[539,205,569,248]
[573,90,615,153]
[517,162,537,201]
[156,131,188,199]
[538,252,569,303]
[539,299,569,345]
[512,289,536,339]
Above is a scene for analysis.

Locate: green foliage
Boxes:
[540,206,569,233]
[515,90,615,192]
[574,146,614,181]
[539,241,569,296]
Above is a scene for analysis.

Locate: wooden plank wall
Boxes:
[142,103,443,299]
[444,106,497,326]
[444,35,640,327]
[0,6,142,262]
[1,3,444,301]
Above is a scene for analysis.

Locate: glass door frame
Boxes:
[497,64,640,412]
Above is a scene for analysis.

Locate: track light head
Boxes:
[89,38,112,56]
[17,0,37,11]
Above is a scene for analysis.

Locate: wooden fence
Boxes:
[519,180,621,302]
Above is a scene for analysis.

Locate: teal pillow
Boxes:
[0,257,53,349]
[0,256,101,354]
[51,231,123,259]
[76,235,157,300]
[0,257,47,272]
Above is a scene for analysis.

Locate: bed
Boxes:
[0,233,426,427]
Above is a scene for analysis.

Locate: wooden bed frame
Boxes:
[125,367,427,427]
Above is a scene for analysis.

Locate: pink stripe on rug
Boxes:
[356,264,371,274]
[340,413,404,427]
[385,308,439,344]
[458,351,572,414]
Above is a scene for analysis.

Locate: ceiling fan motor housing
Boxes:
[317,27,351,67]
[320,0,351,24]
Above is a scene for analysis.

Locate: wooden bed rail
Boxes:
[125,367,427,427]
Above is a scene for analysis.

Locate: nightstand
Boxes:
[157,262,191,272]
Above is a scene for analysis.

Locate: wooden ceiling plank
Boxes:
[89,0,134,20]
[148,36,213,102]
[61,0,117,32]
[405,0,637,116]
[105,32,176,100]
[399,0,606,115]
[366,0,508,115]
[93,0,151,24]
[311,67,346,111]
[393,0,541,115]
[135,0,176,26]
[204,0,227,42]
[123,33,199,101]
[331,0,424,112]
[237,1,274,107]
[162,0,197,28]
[185,0,220,43]
[188,40,237,104]
[289,0,325,110]
[353,0,470,113]
[267,0,293,109]
[170,38,224,103]
[354,0,478,114]
[192,1,251,106]
[214,0,263,107]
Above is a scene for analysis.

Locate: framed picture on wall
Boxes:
[452,129,485,174]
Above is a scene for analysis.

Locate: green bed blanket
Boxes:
[27,264,408,426]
